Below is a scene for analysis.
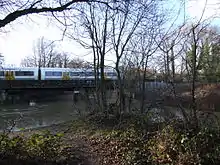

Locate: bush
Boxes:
[0,134,25,157]
[117,127,149,165]
[75,115,220,165]
[89,126,151,165]
[0,131,64,161]
[147,125,220,165]
[25,131,64,160]
[90,120,220,165]
[2,118,220,165]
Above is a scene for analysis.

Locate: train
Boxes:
[0,67,118,80]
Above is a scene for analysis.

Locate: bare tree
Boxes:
[122,16,164,114]
[153,24,192,123]
[110,0,161,114]
[21,38,91,68]
[0,53,4,68]
[61,0,165,116]
[50,52,70,68]
[21,37,65,67]
[181,22,211,127]
[68,57,91,68]
[66,2,113,113]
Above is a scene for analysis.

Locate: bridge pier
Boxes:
[72,88,90,103]
[0,90,22,104]
[0,90,7,104]
[73,90,80,103]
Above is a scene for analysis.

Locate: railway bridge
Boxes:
[0,79,117,103]
[0,79,116,90]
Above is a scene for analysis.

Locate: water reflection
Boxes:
[0,93,76,132]
[0,90,186,132]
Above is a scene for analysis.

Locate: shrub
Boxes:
[25,130,64,160]
[96,126,151,165]
[118,127,149,165]
[0,134,25,157]
[0,131,64,161]
[147,125,220,165]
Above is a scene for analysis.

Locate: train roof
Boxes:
[40,67,70,70]
[72,69,116,73]
[0,67,116,72]
[1,67,38,70]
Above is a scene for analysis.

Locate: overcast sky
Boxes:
[0,0,220,67]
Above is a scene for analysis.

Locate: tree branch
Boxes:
[0,0,88,28]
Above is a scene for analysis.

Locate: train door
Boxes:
[62,72,70,80]
[5,70,15,80]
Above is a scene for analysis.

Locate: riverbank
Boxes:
[1,113,220,165]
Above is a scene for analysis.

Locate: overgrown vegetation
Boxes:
[2,114,219,165]
[0,130,77,164]
[83,114,220,165]
[82,114,220,165]
[2,0,220,165]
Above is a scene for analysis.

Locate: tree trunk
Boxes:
[191,28,198,128]
[116,61,125,115]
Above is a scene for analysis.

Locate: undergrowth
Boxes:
[0,130,74,164]
[1,114,220,165]
[72,114,220,165]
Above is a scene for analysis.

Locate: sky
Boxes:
[0,0,220,67]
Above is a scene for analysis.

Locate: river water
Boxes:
[0,92,77,132]
[0,88,191,132]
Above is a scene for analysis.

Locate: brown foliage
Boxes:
[158,83,220,112]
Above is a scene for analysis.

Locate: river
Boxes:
[0,82,173,132]
[0,92,78,132]
[2,88,211,132]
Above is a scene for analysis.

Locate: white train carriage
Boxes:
[69,68,83,80]
[0,67,39,80]
[40,67,70,80]
[104,69,118,80]
[83,68,97,80]
[69,68,118,80]
[0,67,118,81]
[69,68,97,80]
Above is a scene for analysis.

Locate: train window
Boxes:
[45,71,62,76]
[15,71,34,76]
[63,72,69,76]
[45,72,52,76]
[106,72,117,76]
[53,72,62,76]
[70,72,80,76]
[85,72,94,76]
[80,72,86,77]
[0,71,4,76]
